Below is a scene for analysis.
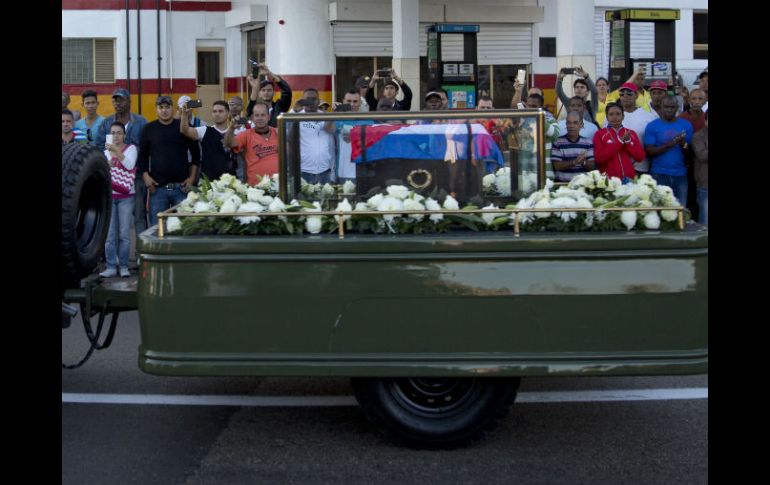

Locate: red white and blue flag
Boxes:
[350,123,505,172]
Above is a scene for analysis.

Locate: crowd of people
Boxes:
[62,65,708,276]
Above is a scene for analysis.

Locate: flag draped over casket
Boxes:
[350,123,505,173]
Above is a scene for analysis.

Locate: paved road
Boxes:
[63,311,708,485]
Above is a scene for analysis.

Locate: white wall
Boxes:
[266,0,333,75]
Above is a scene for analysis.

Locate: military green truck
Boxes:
[62,110,707,448]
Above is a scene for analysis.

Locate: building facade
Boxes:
[62,0,708,121]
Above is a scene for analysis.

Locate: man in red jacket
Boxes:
[593,103,645,182]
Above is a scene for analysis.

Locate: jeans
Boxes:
[134,176,148,235]
[302,170,332,185]
[105,197,135,269]
[697,188,708,226]
[651,173,688,207]
[148,186,188,226]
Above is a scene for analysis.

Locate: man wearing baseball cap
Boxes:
[424,91,443,111]
[137,95,201,227]
[605,66,653,113]
[245,63,292,127]
[365,68,413,112]
[647,80,669,118]
[93,88,150,239]
[355,76,371,112]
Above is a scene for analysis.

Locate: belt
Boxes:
[162,183,185,189]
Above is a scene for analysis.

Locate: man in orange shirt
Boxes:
[224,102,279,185]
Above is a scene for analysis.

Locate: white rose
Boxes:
[638,174,657,187]
[550,197,578,222]
[305,216,323,234]
[219,173,235,187]
[482,173,496,189]
[258,195,274,206]
[443,195,459,211]
[410,192,425,203]
[620,210,637,230]
[257,175,272,191]
[403,198,426,221]
[377,196,404,222]
[193,201,212,213]
[495,166,510,177]
[166,217,182,233]
[235,202,264,225]
[335,198,353,223]
[247,187,265,202]
[219,195,242,214]
[386,185,410,200]
[534,198,552,218]
[661,210,679,222]
[643,211,661,230]
[354,202,369,212]
[269,198,286,212]
[481,204,500,225]
[545,179,554,190]
[495,175,512,196]
[321,183,336,198]
[342,180,356,194]
[425,198,443,222]
[367,193,384,209]
[184,191,199,205]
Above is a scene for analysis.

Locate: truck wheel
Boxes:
[351,377,520,448]
[62,143,112,290]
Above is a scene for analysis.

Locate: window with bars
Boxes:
[62,38,115,84]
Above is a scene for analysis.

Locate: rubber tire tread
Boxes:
[351,377,520,449]
[62,143,112,290]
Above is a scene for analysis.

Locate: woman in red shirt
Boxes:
[592,102,645,182]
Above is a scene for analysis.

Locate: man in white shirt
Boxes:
[557,97,599,140]
[604,83,657,174]
[297,97,335,184]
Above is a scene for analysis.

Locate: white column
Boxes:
[267,0,332,75]
[392,0,420,111]
[555,0,596,118]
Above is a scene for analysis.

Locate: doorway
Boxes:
[196,47,224,124]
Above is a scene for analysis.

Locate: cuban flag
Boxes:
[350,123,505,173]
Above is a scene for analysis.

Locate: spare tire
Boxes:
[62,143,112,290]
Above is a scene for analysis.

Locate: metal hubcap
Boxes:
[388,378,479,417]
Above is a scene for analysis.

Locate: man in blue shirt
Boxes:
[644,96,694,206]
[73,89,105,145]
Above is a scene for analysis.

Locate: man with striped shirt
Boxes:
[551,111,595,182]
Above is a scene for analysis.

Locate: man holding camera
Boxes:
[365,68,413,112]
[137,96,200,226]
[329,89,374,183]
[179,100,236,183]
[246,64,292,127]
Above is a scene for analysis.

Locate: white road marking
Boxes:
[62,388,707,407]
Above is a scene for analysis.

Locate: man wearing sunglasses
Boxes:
[604,82,657,175]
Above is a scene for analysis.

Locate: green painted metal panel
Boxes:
[136,228,707,377]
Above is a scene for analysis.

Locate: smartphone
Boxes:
[377,69,391,77]
[186,99,203,109]
[561,67,576,75]
[516,69,526,85]
[105,134,113,145]
[334,103,352,112]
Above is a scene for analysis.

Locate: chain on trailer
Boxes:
[62,300,121,370]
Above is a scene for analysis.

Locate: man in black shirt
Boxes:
[365,68,413,111]
[245,64,292,127]
[179,100,235,182]
[138,96,201,226]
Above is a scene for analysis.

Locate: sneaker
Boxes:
[99,268,118,278]
[119,267,131,278]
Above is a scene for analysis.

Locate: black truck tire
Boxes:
[62,143,112,290]
[351,376,520,448]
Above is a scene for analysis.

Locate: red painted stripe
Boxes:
[62,0,231,11]
[278,75,333,92]
[63,79,198,95]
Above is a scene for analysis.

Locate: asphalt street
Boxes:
[62,310,708,485]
